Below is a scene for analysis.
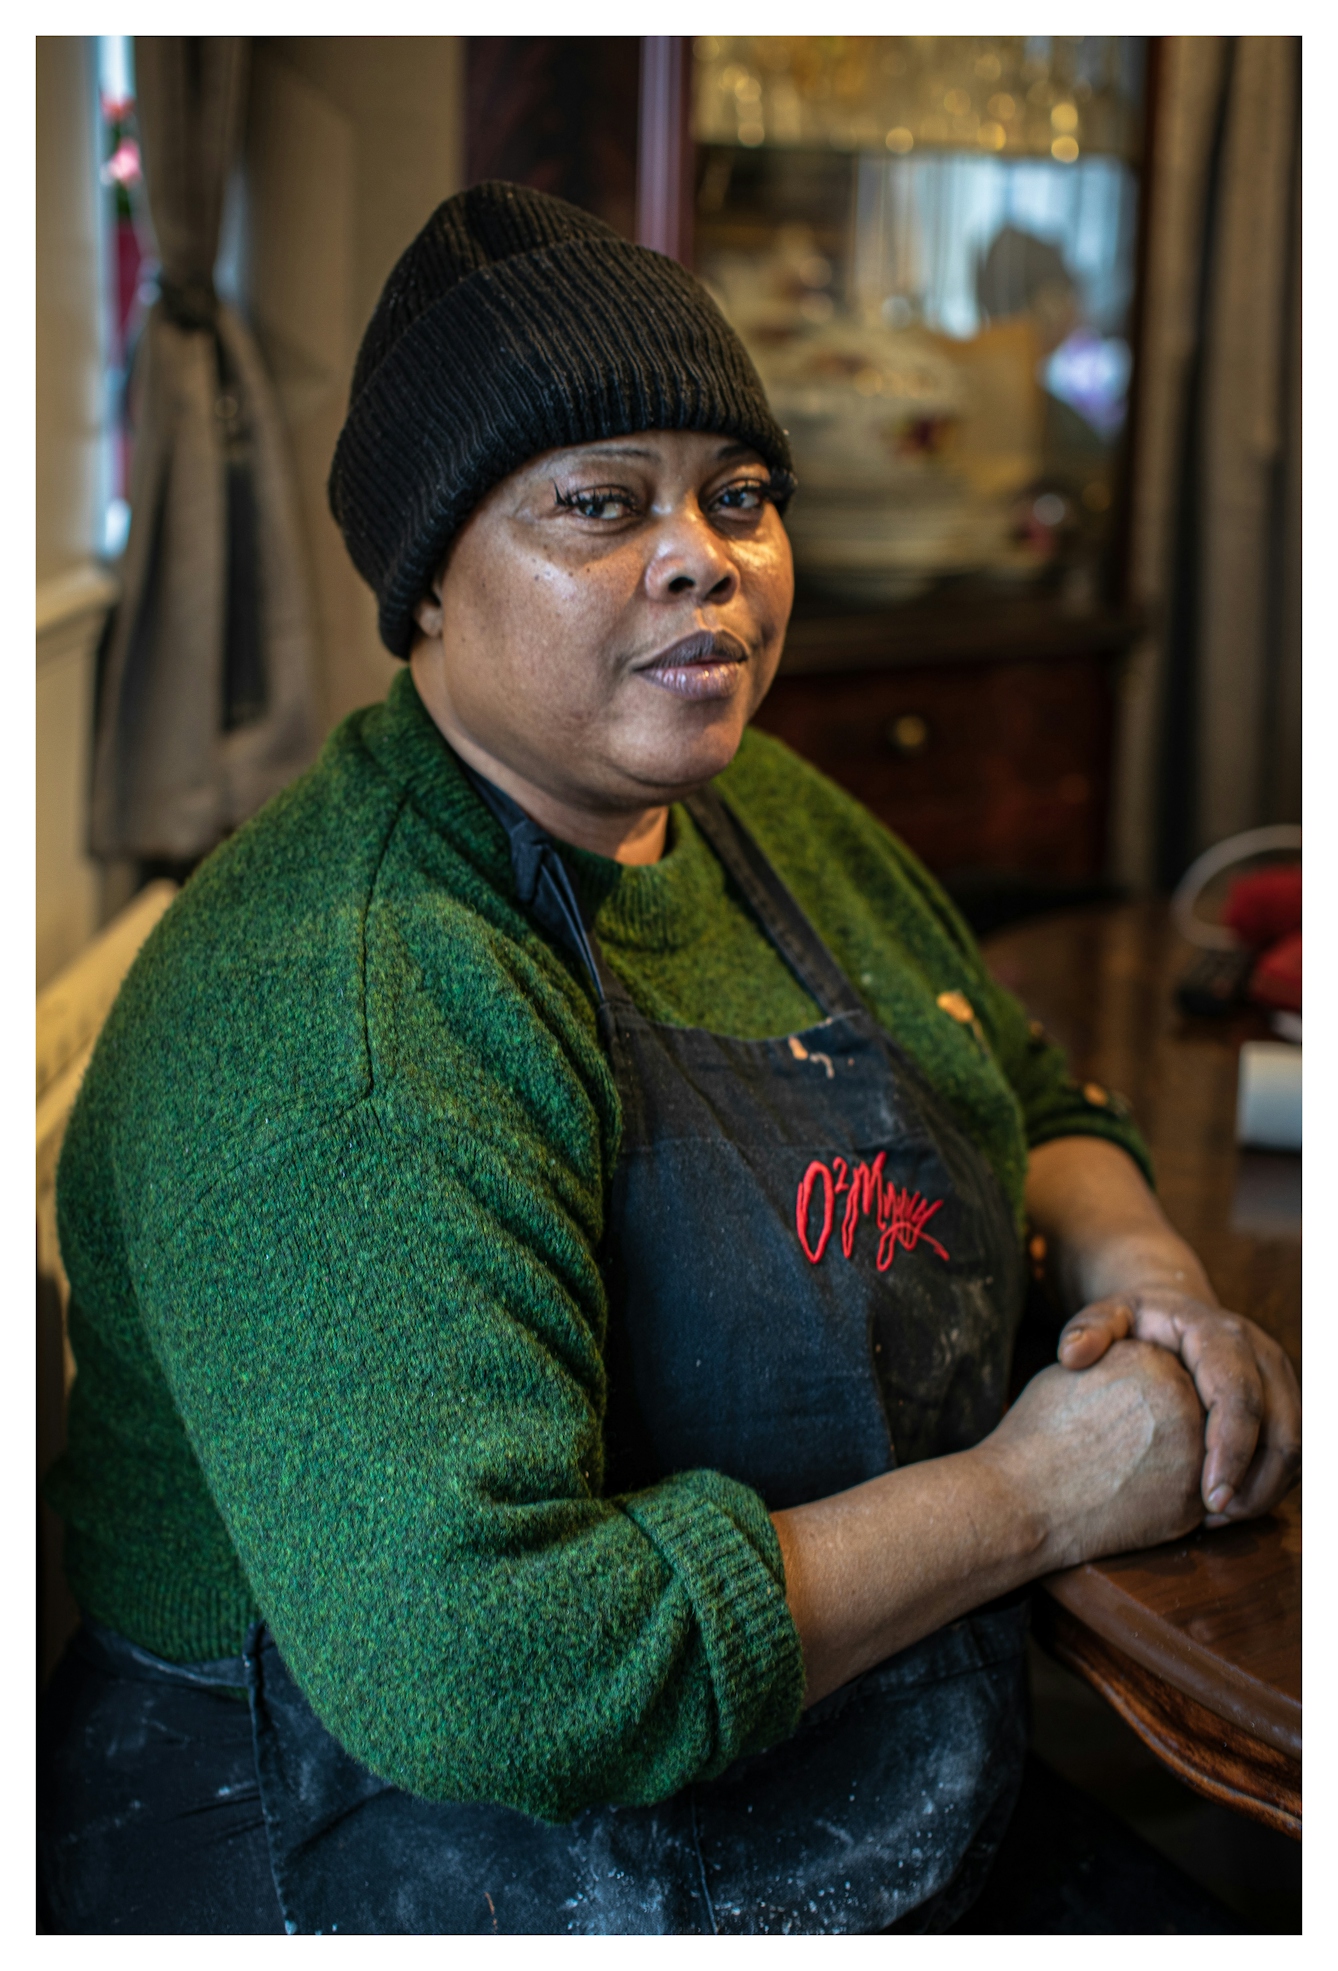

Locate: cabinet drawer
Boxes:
[750,656,1114,881]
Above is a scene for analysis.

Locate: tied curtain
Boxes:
[91,37,317,865]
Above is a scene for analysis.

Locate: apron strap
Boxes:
[456,756,865,1022]
[684,784,866,1019]
[456,756,627,1007]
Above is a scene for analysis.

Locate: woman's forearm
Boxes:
[770,1445,1047,1708]
[1024,1136,1217,1313]
[772,1336,1208,1709]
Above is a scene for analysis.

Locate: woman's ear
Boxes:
[413,582,445,641]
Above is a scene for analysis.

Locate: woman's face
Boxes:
[410,429,794,856]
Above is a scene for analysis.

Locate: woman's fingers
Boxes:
[1056,1297,1132,1369]
[1110,1299,1260,1508]
[1209,1339,1301,1520]
[1206,1433,1297,1524]
[1121,1296,1296,1514]
[1194,1339,1265,1511]
[1055,1291,1301,1520]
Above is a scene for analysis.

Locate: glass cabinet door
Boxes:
[693,36,1147,609]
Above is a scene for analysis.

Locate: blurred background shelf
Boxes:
[682,36,1153,926]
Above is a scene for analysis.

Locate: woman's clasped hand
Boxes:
[1026,1133,1300,1527]
[773,1134,1299,1713]
[769,1334,1212,1713]
[984,1340,1207,1570]
[1055,1295,1301,1526]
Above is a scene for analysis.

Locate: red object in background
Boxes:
[103,137,141,188]
[110,212,148,505]
[1249,931,1302,1014]
[1222,864,1302,950]
[115,215,143,354]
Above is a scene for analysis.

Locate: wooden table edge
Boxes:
[1039,1565,1301,1760]
[1033,1597,1301,1840]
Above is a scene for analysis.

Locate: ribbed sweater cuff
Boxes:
[621,1470,805,1774]
[62,1528,258,1666]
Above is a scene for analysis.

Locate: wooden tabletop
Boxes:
[980,901,1301,1834]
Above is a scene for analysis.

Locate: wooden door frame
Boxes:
[637,36,694,263]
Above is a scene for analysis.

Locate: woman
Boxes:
[39,184,1299,1935]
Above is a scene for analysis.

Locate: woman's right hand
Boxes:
[773,1337,1208,1708]
[980,1339,1207,1573]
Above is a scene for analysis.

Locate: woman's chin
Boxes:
[619,704,750,799]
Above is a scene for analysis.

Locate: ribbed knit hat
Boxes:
[328,182,795,657]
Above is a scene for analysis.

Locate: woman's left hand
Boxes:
[1055,1290,1301,1524]
[1025,1135,1301,1529]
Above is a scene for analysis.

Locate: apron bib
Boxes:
[241,777,1029,1934]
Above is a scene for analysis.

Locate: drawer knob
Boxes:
[886,713,930,756]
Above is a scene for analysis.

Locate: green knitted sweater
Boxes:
[49,668,1149,1824]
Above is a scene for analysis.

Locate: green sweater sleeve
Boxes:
[125,986,803,1822]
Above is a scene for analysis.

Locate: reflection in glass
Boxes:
[693,37,1146,606]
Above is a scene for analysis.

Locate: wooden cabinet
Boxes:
[751,594,1132,886]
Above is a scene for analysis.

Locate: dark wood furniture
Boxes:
[638,36,695,262]
[465,39,642,242]
[462,35,692,260]
[753,592,1134,884]
[980,901,1301,1836]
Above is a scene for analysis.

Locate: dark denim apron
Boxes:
[70,778,1031,1934]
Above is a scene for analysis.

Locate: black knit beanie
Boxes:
[328,181,795,658]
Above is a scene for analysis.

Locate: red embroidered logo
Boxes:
[795,1154,951,1271]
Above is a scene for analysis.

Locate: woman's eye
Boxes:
[556,486,636,521]
[712,480,768,514]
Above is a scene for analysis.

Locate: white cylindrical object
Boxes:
[1236,1041,1302,1152]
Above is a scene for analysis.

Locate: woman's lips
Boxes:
[637,630,749,702]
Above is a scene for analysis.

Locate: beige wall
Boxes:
[36,36,111,986]
[244,37,466,732]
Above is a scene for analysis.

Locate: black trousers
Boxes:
[38,1625,1239,1935]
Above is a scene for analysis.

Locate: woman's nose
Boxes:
[644,505,739,605]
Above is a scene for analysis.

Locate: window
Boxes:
[96,34,155,561]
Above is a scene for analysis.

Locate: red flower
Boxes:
[101,138,141,189]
